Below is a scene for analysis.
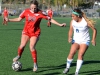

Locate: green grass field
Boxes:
[0,16,100,75]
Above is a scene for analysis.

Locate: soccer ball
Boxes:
[12,61,22,71]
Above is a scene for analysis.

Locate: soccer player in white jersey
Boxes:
[63,8,97,75]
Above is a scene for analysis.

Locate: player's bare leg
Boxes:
[5,20,8,25]
[13,35,29,62]
[2,19,5,25]
[63,43,79,74]
[75,44,88,75]
[30,36,39,72]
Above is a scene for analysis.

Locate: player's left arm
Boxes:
[50,19,66,27]
[88,23,97,46]
[41,14,66,27]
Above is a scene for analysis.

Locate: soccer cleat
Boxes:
[75,72,78,75]
[13,56,21,62]
[33,63,38,72]
[63,68,69,74]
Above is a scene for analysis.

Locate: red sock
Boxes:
[18,47,24,56]
[31,50,37,63]
[50,22,51,26]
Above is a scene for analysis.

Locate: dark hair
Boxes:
[30,0,38,7]
[73,8,82,18]
[30,0,40,13]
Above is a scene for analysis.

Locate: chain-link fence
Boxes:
[1,4,73,17]
[1,4,30,16]
[1,4,100,18]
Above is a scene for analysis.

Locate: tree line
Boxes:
[2,0,95,9]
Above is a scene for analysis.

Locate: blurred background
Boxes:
[0,0,100,18]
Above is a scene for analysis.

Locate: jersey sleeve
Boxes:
[42,11,47,15]
[38,10,47,16]
[41,14,51,20]
[19,10,25,19]
[46,10,48,14]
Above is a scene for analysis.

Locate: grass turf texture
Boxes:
[0,16,100,75]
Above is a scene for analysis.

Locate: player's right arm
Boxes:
[68,20,73,43]
[6,10,25,22]
[8,17,22,22]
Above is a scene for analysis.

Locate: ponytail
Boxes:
[82,12,96,27]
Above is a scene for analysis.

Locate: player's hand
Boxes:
[91,40,96,46]
[68,38,72,43]
[60,23,66,27]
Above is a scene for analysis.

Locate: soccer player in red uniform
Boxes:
[46,7,53,27]
[6,0,66,72]
[2,7,9,25]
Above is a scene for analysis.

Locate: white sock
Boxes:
[66,58,73,69]
[76,60,83,73]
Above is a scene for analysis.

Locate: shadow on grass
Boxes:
[16,60,100,75]
[37,60,100,75]
[80,70,100,75]
[83,60,100,65]
[20,67,32,72]
[67,60,100,75]
[42,72,61,75]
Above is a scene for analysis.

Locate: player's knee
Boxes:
[29,45,35,51]
[19,43,26,49]
[78,54,84,59]
[70,52,76,56]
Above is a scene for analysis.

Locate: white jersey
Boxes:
[72,18,90,42]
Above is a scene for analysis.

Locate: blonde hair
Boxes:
[73,8,96,27]
[82,12,96,27]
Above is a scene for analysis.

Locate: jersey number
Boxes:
[76,29,79,33]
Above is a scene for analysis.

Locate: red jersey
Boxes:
[19,9,50,37]
[3,9,8,17]
[47,10,53,18]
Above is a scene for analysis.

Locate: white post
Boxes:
[0,0,1,14]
